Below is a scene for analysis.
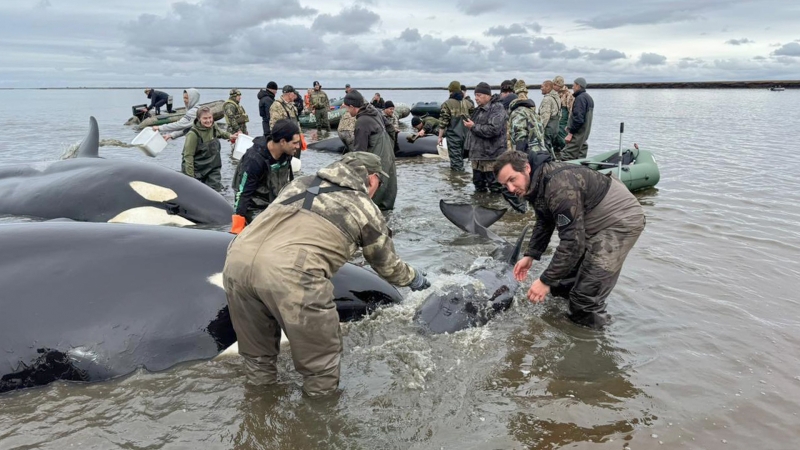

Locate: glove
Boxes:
[408,267,431,291]
[230,215,246,235]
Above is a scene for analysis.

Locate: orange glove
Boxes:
[300,134,308,151]
[230,215,246,234]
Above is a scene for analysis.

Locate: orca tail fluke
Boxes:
[439,200,506,242]
[77,116,100,158]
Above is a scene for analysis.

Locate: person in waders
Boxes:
[182,106,237,191]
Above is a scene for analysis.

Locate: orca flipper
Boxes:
[439,200,506,242]
[76,116,100,158]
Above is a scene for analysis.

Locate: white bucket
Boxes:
[131,128,167,157]
[232,134,255,160]
[291,157,301,173]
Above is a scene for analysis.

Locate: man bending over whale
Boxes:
[224,152,430,396]
[494,150,645,329]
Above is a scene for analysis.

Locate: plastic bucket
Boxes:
[232,134,255,160]
[291,157,301,173]
[131,128,167,157]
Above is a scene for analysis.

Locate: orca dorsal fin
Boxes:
[439,200,506,242]
[76,116,100,158]
[504,225,531,265]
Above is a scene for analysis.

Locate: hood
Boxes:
[525,152,555,200]
[509,98,536,112]
[316,160,370,193]
[356,103,383,121]
[257,89,275,100]
[450,91,464,101]
[191,118,215,133]
[185,88,200,110]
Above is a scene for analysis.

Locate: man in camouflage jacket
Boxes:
[437,81,473,171]
[269,85,301,158]
[538,80,562,154]
[310,81,331,132]
[494,150,645,329]
[223,152,430,396]
[224,89,248,136]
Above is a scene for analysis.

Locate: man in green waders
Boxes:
[343,90,397,211]
[437,81,474,172]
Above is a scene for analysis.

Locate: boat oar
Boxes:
[617,122,624,178]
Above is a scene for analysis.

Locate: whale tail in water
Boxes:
[415,201,530,334]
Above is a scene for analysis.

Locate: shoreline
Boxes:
[0,80,796,90]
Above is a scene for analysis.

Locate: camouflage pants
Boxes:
[314,109,330,132]
[551,213,646,328]
[224,255,342,396]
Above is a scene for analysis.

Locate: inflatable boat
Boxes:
[569,147,660,191]
[126,100,226,130]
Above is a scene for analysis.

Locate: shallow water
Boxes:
[1,88,799,449]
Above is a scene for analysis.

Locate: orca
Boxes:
[0,222,402,394]
[308,134,441,159]
[413,200,529,334]
[0,117,233,226]
[308,136,346,153]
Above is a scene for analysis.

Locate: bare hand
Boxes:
[463,119,474,129]
[565,133,573,143]
[151,126,159,131]
[437,137,443,146]
[527,279,551,303]
[513,256,533,281]
[163,135,172,141]
[418,130,426,137]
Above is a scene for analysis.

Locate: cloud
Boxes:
[752,56,766,60]
[399,28,421,42]
[585,48,627,61]
[124,0,315,50]
[524,22,543,33]
[445,36,468,46]
[639,52,667,65]
[576,1,724,29]
[312,6,380,35]
[772,42,800,57]
[725,38,754,45]
[36,0,51,8]
[484,23,527,36]
[457,0,506,16]
[494,35,567,57]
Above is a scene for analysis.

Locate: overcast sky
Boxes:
[1,0,798,88]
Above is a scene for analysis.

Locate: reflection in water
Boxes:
[231,384,362,450]
[496,306,655,449]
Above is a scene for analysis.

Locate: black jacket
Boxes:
[232,136,294,221]
[371,98,385,109]
[293,96,304,116]
[464,94,508,161]
[257,89,276,134]
[524,155,611,286]
[499,92,517,111]
[567,89,594,134]
[147,89,169,109]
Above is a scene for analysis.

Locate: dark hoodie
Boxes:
[464,94,508,161]
[232,135,294,222]
[257,89,276,135]
[354,104,397,210]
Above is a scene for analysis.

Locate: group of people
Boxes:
[142,78,643,398]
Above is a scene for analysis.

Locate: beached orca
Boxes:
[396,132,440,158]
[0,117,233,226]
[0,222,402,394]
[307,136,346,153]
[414,201,529,334]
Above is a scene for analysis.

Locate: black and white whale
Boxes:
[0,222,402,394]
[0,117,233,226]
[414,201,529,334]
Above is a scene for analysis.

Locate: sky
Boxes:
[1,0,799,88]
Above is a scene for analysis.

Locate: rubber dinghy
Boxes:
[569,147,660,191]
[127,100,226,129]
[410,101,440,118]
[299,108,348,129]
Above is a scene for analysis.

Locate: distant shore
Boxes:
[1,80,797,90]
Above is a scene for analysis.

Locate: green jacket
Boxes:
[310,90,330,111]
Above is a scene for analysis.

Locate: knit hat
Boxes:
[345,83,351,88]
[384,100,395,108]
[340,152,389,179]
[447,80,461,93]
[411,116,422,127]
[343,90,364,107]
[266,81,278,90]
[500,80,514,92]
[553,75,565,88]
[313,80,321,87]
[475,82,492,96]
[513,79,528,95]
[574,77,587,88]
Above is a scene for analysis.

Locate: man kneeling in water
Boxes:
[494,150,646,328]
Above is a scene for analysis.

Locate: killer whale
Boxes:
[0,117,233,226]
[0,222,402,394]
[413,200,529,334]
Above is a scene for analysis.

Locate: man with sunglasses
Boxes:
[230,119,300,234]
